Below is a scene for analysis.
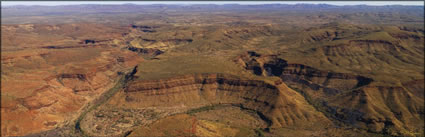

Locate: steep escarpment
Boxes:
[127,34,193,52]
[304,29,340,43]
[1,24,144,136]
[235,51,372,96]
[127,46,164,57]
[236,51,424,136]
[110,73,330,128]
[297,25,424,84]
[327,84,424,136]
[1,53,143,136]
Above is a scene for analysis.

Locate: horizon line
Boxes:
[2,1,424,7]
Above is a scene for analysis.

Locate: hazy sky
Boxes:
[2,1,424,6]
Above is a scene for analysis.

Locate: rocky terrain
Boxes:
[1,3,424,137]
[1,23,144,136]
[236,51,424,136]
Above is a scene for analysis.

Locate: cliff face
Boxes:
[235,51,372,96]
[111,73,330,128]
[305,30,339,42]
[328,84,424,136]
[235,51,424,136]
[0,29,144,137]
[279,64,373,94]
[127,47,164,57]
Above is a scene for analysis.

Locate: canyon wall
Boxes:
[109,73,331,128]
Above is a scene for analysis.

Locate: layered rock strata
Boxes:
[115,73,331,128]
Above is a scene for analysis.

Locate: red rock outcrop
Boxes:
[235,51,373,95]
[235,51,424,136]
[1,48,143,136]
[113,73,331,128]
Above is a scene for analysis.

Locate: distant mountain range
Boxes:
[2,4,424,17]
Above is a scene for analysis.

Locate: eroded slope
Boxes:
[236,51,424,136]
[1,24,143,136]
